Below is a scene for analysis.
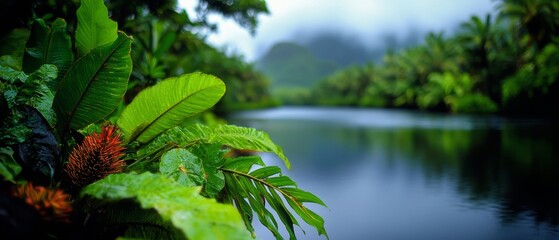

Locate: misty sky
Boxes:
[179,0,497,61]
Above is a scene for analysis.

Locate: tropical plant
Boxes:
[0,0,328,239]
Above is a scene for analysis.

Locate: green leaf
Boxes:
[222,156,264,173]
[189,144,226,198]
[137,123,290,169]
[23,18,73,90]
[81,172,252,240]
[117,72,225,143]
[160,148,205,187]
[221,158,329,239]
[106,201,184,239]
[75,0,118,56]
[0,28,30,70]
[53,32,132,132]
[0,147,21,182]
[212,124,290,169]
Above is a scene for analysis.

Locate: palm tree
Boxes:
[498,0,559,50]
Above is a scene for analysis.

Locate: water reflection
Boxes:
[230,107,559,240]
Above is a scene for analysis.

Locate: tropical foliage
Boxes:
[307,0,559,117]
[0,0,327,239]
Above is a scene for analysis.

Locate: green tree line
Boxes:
[308,0,558,117]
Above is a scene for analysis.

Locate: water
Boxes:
[229,107,559,240]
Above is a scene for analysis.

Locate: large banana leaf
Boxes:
[117,72,226,144]
[75,0,118,56]
[53,32,132,133]
[81,172,252,240]
[23,18,73,91]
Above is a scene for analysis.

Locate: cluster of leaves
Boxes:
[0,0,327,239]
[308,0,559,116]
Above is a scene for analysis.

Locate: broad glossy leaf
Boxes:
[81,172,252,240]
[117,72,225,143]
[75,0,118,56]
[23,18,73,90]
[54,32,132,132]
[160,148,205,187]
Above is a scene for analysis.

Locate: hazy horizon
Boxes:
[179,0,497,61]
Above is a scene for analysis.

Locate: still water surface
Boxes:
[229,107,559,240]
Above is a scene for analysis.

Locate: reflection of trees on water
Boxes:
[400,125,559,229]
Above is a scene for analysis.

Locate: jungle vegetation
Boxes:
[278,0,559,117]
[0,0,327,239]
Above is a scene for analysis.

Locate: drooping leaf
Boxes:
[221,158,329,240]
[75,0,118,56]
[14,105,59,185]
[136,123,290,168]
[81,172,252,240]
[117,72,225,143]
[0,147,22,182]
[53,32,132,133]
[23,18,73,91]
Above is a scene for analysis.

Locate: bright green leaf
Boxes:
[212,124,290,169]
[75,0,118,56]
[160,148,205,187]
[117,72,225,143]
[81,172,252,240]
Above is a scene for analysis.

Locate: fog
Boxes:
[179,0,497,61]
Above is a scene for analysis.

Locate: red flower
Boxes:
[12,182,72,223]
[65,124,126,187]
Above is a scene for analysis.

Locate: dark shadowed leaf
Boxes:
[23,18,73,90]
[15,106,59,185]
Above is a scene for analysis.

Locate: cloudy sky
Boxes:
[179,0,497,61]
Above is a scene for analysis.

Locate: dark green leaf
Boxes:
[23,18,73,90]
[0,147,21,182]
[53,32,132,132]
[14,105,59,185]
[0,28,30,70]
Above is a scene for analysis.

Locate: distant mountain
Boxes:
[255,31,424,89]
[255,42,340,88]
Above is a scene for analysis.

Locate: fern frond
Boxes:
[220,156,328,240]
